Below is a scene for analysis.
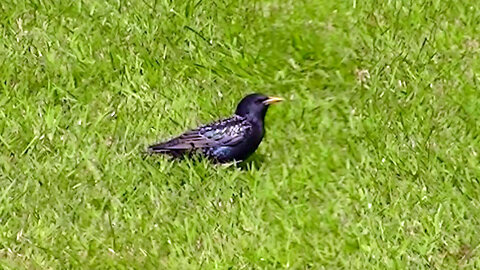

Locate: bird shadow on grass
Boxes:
[237,154,265,170]
[141,150,265,171]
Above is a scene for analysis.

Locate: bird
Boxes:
[148,93,284,163]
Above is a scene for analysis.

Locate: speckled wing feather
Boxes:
[148,115,251,153]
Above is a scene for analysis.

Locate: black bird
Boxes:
[148,93,284,163]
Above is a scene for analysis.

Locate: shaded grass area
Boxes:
[1,0,480,268]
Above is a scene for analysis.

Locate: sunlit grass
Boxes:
[1,0,480,268]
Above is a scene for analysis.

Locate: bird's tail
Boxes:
[147,141,185,158]
[147,144,166,154]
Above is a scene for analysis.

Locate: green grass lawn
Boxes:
[1,0,480,268]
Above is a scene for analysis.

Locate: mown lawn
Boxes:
[1,0,480,268]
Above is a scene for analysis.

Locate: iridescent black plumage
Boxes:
[148,93,283,163]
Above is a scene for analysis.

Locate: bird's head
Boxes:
[235,93,284,120]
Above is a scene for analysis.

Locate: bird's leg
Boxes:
[219,160,241,168]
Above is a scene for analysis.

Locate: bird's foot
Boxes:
[219,160,241,168]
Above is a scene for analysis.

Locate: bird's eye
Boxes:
[257,98,267,104]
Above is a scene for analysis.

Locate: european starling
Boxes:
[148,93,284,163]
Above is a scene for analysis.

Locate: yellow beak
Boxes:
[263,96,284,105]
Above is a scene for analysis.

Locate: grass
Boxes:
[1,0,480,268]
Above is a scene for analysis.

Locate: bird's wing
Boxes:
[149,115,251,151]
